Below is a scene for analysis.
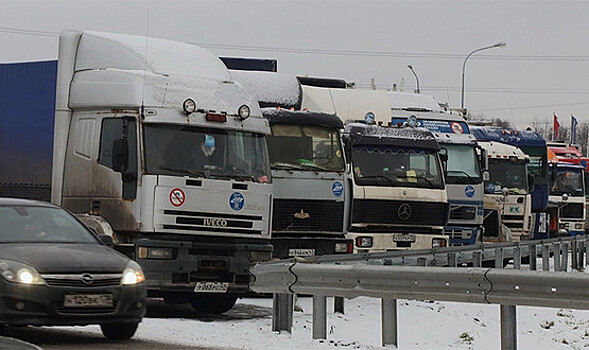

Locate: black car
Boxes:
[0,198,146,339]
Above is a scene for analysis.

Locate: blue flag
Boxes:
[571,115,578,145]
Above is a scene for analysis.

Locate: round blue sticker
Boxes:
[465,185,475,198]
[332,181,344,197]
[229,192,245,211]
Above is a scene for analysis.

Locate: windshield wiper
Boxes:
[396,174,437,187]
[447,170,478,183]
[271,162,306,171]
[358,175,395,185]
[300,163,328,171]
[158,166,208,178]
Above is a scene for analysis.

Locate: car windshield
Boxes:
[267,124,345,172]
[143,125,271,183]
[443,144,482,184]
[550,167,585,196]
[352,146,444,189]
[485,158,528,194]
[0,206,98,243]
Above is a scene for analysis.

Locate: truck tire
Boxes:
[189,294,238,314]
[100,322,139,340]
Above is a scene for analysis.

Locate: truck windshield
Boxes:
[443,144,481,185]
[550,168,584,196]
[352,146,444,189]
[485,159,528,194]
[266,124,345,172]
[143,125,271,183]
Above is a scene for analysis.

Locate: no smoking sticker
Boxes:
[169,188,186,207]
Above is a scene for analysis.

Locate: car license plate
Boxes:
[393,234,416,242]
[63,294,113,308]
[194,282,229,293]
[288,248,315,257]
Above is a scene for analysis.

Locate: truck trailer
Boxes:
[0,30,274,314]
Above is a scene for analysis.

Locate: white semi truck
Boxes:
[0,30,274,314]
[476,140,534,241]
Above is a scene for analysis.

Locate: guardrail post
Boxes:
[381,298,398,347]
[513,246,521,270]
[529,244,537,270]
[473,251,482,267]
[495,247,503,269]
[500,305,517,350]
[542,245,550,271]
[578,239,585,268]
[272,293,294,333]
[572,239,578,270]
[562,242,569,271]
[448,252,457,267]
[313,295,327,339]
[334,296,345,314]
[417,257,427,266]
[586,237,589,266]
[554,243,561,271]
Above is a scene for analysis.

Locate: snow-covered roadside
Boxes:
[60,295,589,350]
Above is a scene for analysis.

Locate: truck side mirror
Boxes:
[439,148,448,174]
[112,138,129,173]
[482,170,490,182]
[528,173,535,192]
[342,134,352,161]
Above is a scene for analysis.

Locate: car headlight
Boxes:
[121,261,145,285]
[0,260,45,285]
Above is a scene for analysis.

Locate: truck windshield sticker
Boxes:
[332,181,344,197]
[229,192,245,211]
[169,188,186,207]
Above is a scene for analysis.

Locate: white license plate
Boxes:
[194,281,229,293]
[393,234,416,242]
[63,294,113,308]
[288,248,315,257]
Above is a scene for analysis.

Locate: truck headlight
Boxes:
[121,261,145,285]
[355,237,373,248]
[432,238,448,248]
[0,260,45,285]
[137,247,175,260]
[334,242,352,253]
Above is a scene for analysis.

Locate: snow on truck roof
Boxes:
[67,31,261,118]
[344,123,440,151]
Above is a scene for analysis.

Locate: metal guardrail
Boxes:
[249,235,589,349]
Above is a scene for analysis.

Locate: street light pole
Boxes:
[407,64,420,94]
[460,41,507,112]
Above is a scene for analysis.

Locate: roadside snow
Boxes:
[57,296,589,349]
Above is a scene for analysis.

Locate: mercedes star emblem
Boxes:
[397,203,412,220]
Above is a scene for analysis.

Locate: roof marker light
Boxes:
[183,99,196,114]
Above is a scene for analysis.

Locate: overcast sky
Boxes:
[2,0,588,129]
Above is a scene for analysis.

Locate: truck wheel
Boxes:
[100,322,139,340]
[189,294,238,314]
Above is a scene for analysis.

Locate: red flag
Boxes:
[553,114,560,140]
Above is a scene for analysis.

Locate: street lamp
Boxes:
[407,64,420,94]
[460,41,506,111]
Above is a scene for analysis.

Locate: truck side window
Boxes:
[98,117,138,199]
[98,118,137,173]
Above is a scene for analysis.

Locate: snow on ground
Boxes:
[61,295,589,350]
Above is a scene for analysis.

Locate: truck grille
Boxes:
[449,205,477,220]
[163,210,263,234]
[483,209,501,238]
[502,214,525,230]
[561,202,584,219]
[272,199,344,232]
[352,199,448,227]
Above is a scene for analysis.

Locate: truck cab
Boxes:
[477,140,533,241]
[262,108,352,258]
[548,162,586,236]
[343,123,449,252]
[53,31,274,313]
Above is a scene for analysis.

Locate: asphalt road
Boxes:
[0,298,273,350]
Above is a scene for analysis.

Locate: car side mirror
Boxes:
[112,138,129,173]
[99,234,114,247]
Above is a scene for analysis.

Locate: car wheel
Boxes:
[189,294,238,314]
[100,322,139,340]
